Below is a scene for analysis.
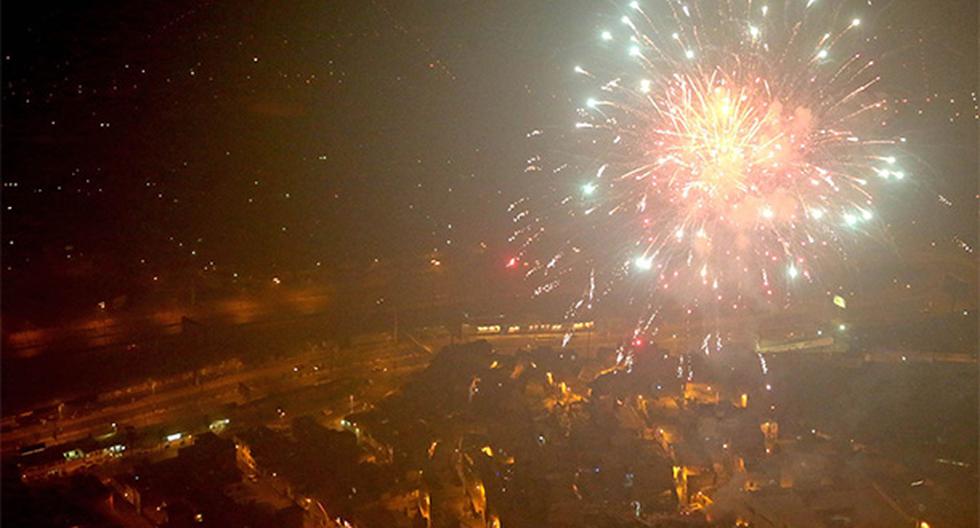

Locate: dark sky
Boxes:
[2,0,976,324]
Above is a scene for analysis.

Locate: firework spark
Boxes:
[514,0,903,325]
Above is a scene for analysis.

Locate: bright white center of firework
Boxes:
[817,49,829,59]
[629,45,642,57]
[601,30,613,41]
[629,1,640,9]
[761,207,775,219]
[582,183,597,195]
[787,264,799,279]
[586,98,599,108]
[809,208,824,220]
[640,79,651,93]
[884,156,896,164]
[685,49,695,59]
[749,25,760,38]
[843,213,858,226]
[861,209,873,220]
[642,80,822,202]
[851,18,861,27]
[634,256,654,270]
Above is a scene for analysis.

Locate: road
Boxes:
[2,338,429,455]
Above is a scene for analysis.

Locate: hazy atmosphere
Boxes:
[2,2,977,527]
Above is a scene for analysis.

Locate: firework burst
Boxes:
[513,0,904,329]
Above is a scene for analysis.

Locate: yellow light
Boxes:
[833,295,847,309]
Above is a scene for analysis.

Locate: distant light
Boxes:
[209,419,230,433]
[634,256,654,271]
[838,324,847,331]
[817,49,829,60]
[582,182,597,196]
[601,30,613,41]
[166,433,183,442]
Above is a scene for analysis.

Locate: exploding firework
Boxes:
[513,0,904,328]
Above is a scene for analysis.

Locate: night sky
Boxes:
[2,1,976,327]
